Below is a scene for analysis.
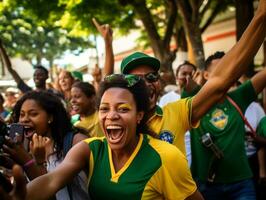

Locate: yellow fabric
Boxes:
[84,137,105,184]
[142,136,197,200]
[74,111,103,137]
[148,98,196,154]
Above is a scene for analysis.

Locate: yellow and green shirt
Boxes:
[148,98,195,154]
[73,111,103,137]
[84,134,196,200]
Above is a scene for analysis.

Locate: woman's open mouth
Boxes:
[106,125,124,144]
[23,127,36,138]
[71,105,80,112]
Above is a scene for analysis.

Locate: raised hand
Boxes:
[0,165,27,200]
[29,134,50,165]
[91,63,102,83]
[2,137,32,166]
[192,69,204,86]
[92,18,113,43]
[92,18,114,77]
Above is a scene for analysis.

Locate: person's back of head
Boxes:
[204,51,225,72]
[203,51,225,81]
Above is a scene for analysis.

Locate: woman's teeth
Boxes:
[106,125,123,142]
[72,105,79,111]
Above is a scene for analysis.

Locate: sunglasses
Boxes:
[136,72,160,83]
[104,74,141,87]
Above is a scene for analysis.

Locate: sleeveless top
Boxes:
[47,155,91,200]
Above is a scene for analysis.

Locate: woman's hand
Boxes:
[29,134,50,164]
[0,165,27,200]
[2,137,31,166]
[0,153,16,169]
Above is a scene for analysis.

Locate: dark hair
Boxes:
[98,76,156,137]
[72,81,96,98]
[205,51,225,70]
[12,91,72,160]
[0,93,4,104]
[34,65,49,76]
[176,61,197,76]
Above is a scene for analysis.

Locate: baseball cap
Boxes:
[71,71,83,81]
[120,52,160,74]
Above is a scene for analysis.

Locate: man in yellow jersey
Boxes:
[120,0,266,154]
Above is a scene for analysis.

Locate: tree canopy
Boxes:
[0,1,91,67]
[1,0,237,75]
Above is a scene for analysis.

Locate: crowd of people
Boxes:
[0,1,266,200]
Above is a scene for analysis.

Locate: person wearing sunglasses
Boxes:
[1,74,204,200]
[120,0,266,156]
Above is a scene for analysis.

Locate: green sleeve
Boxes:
[181,85,201,98]
[227,80,257,113]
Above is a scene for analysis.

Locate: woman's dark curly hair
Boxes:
[12,91,73,160]
[97,75,157,138]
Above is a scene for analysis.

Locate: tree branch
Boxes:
[163,0,177,49]
[176,0,192,24]
[129,0,163,54]
[199,0,212,19]
[201,2,221,33]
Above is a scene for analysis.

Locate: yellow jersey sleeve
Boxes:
[142,138,197,200]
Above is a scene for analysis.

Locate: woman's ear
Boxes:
[203,71,209,81]
[136,111,144,124]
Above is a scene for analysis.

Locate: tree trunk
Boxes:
[126,0,177,84]
[159,52,176,85]
[186,23,205,69]
[235,0,254,77]
[36,54,42,65]
[0,55,5,76]
[48,59,54,82]
[176,1,205,69]
[235,0,254,40]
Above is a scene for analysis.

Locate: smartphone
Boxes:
[8,123,24,143]
[0,171,13,193]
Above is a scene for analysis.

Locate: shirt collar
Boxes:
[155,105,163,116]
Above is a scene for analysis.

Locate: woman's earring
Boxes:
[48,120,52,124]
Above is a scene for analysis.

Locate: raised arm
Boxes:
[26,141,90,200]
[92,18,114,77]
[0,40,24,85]
[191,0,266,124]
[250,67,266,94]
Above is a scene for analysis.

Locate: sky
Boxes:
[53,36,105,70]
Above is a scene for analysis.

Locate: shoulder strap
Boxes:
[63,132,74,156]
[226,96,256,138]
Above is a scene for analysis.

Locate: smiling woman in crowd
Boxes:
[1,74,203,200]
[2,91,89,200]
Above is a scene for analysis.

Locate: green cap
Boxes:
[71,71,83,81]
[120,52,160,74]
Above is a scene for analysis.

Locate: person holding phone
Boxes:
[0,74,204,200]
[1,91,89,200]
